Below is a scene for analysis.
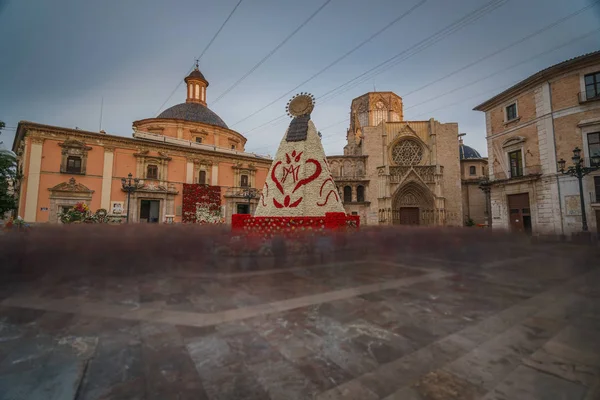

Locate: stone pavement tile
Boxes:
[75,326,144,400]
[224,329,285,365]
[456,304,539,345]
[552,325,600,357]
[319,335,379,378]
[358,339,471,399]
[385,323,442,348]
[0,335,96,400]
[381,386,422,400]
[252,359,319,400]
[198,362,271,400]
[176,324,217,341]
[292,353,354,392]
[35,310,76,335]
[523,346,599,388]
[443,318,563,392]
[442,347,523,392]
[0,305,45,325]
[482,365,588,400]
[357,362,405,398]
[139,322,208,400]
[186,334,238,373]
[411,369,486,400]
[315,379,379,400]
[520,323,600,388]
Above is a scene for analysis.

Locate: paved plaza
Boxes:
[0,234,599,399]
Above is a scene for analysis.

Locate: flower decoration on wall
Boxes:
[182,183,222,223]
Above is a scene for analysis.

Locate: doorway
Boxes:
[507,193,531,234]
[236,203,250,214]
[140,200,160,223]
[399,207,419,225]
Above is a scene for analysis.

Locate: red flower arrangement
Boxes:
[182,184,221,223]
[232,212,359,238]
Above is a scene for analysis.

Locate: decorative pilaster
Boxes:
[100,147,115,210]
[186,159,194,184]
[212,163,219,185]
[24,136,44,221]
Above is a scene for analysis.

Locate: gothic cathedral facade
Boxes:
[328,92,463,226]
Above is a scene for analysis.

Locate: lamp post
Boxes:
[557,147,600,232]
[121,173,140,223]
[242,188,258,215]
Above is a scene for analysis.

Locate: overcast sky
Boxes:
[1,0,599,157]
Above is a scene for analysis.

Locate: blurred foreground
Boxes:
[0,226,599,399]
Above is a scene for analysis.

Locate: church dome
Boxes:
[459,143,482,160]
[157,103,228,129]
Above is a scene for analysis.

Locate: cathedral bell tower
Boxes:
[185,60,209,106]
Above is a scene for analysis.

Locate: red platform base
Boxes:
[232,212,359,237]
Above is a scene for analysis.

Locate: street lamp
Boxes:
[121,173,140,223]
[242,188,258,215]
[557,147,600,232]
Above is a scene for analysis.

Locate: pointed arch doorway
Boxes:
[392,181,435,226]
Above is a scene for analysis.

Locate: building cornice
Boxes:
[480,173,542,187]
[474,51,600,112]
[133,117,247,144]
[13,121,271,166]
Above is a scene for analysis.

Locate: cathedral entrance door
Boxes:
[399,207,419,225]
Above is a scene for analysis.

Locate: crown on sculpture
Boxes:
[286,93,315,118]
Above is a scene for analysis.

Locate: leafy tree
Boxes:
[0,121,18,216]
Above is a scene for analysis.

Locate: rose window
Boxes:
[392,140,423,165]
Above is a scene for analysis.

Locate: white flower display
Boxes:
[255,106,344,217]
[195,204,223,224]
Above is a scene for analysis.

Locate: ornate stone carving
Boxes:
[58,139,92,174]
[399,193,418,205]
[49,178,94,194]
[391,139,423,166]
[30,136,45,145]
[389,166,436,184]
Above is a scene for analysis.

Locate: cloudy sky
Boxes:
[1,0,599,156]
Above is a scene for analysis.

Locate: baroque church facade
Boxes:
[327,92,468,226]
[12,65,272,224]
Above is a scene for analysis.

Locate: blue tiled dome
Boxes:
[459,143,482,160]
[157,103,228,129]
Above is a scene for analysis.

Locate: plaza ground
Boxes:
[0,227,599,399]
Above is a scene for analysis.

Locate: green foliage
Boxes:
[465,217,476,227]
[0,150,17,215]
[0,119,18,215]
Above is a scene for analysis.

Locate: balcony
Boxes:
[332,174,367,182]
[225,187,259,198]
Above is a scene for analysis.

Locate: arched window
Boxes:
[146,164,158,179]
[357,185,365,202]
[66,156,82,173]
[240,174,249,187]
[198,170,207,184]
[469,166,476,176]
[343,186,352,203]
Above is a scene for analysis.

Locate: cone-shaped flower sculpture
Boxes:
[254,94,345,217]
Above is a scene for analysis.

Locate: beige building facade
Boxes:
[328,92,463,226]
[459,134,489,226]
[475,51,600,236]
